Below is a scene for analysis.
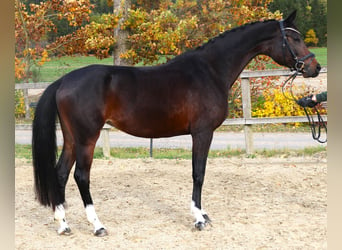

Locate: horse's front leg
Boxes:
[191,131,213,230]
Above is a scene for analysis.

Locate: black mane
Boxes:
[195,19,277,51]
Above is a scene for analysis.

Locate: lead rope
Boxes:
[282,72,327,143]
[302,105,327,143]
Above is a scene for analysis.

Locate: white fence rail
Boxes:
[15,67,327,156]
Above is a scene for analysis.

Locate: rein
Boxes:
[281,73,327,143]
[279,20,327,143]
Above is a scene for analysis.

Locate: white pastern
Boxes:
[191,201,206,224]
[85,205,105,232]
[54,204,70,234]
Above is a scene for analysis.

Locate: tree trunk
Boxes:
[113,0,131,66]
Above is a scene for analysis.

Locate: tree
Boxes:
[16,0,284,77]
[113,0,131,65]
[48,13,119,59]
[15,0,93,82]
[310,0,327,46]
[121,0,282,65]
[304,29,318,47]
[268,0,327,46]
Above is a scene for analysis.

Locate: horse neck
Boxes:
[200,21,279,90]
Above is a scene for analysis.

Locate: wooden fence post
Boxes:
[241,77,254,154]
[23,89,30,119]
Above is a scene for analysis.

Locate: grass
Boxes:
[310,47,327,66]
[38,56,114,82]
[16,144,326,161]
[215,124,312,133]
[20,47,327,83]
[16,144,34,159]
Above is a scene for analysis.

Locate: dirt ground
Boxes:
[15,154,327,249]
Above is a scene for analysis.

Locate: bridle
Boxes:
[279,20,315,72]
[279,20,327,143]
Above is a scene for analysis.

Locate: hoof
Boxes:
[94,228,108,237]
[58,227,71,236]
[194,215,212,231]
[195,222,206,231]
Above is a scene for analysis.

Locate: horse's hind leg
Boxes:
[54,139,75,235]
[74,142,107,236]
[191,131,213,230]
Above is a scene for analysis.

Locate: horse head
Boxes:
[272,10,321,78]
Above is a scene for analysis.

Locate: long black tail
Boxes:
[32,79,62,209]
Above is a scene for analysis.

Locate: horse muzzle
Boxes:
[302,62,321,78]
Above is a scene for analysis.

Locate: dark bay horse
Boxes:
[32,11,320,236]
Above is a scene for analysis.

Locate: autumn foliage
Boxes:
[304,29,319,47]
[15,0,94,81]
[122,0,282,65]
[48,13,119,59]
[15,0,284,81]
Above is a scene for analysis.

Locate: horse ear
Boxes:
[284,10,297,25]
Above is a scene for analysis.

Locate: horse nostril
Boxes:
[316,64,321,72]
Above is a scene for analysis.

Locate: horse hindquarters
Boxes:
[55,81,108,236]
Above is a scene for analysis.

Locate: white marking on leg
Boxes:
[85,205,105,233]
[191,201,205,224]
[54,204,70,235]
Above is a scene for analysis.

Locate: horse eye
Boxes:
[289,36,301,42]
